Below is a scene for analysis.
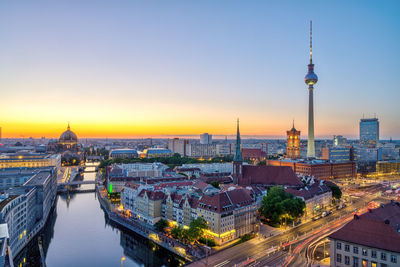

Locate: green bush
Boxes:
[198,237,216,247]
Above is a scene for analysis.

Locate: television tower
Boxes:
[304,20,318,158]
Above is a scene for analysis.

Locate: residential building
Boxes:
[185,143,217,158]
[286,178,332,218]
[197,187,256,245]
[163,192,199,227]
[329,201,400,267]
[168,138,189,156]
[200,133,212,145]
[360,118,379,148]
[135,189,165,225]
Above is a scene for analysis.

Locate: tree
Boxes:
[259,186,305,226]
[210,181,220,189]
[154,219,168,233]
[187,217,208,242]
[328,184,342,200]
[171,226,184,240]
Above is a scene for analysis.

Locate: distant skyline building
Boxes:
[168,138,189,156]
[286,122,301,159]
[333,135,347,147]
[305,20,318,158]
[200,133,212,145]
[360,118,379,148]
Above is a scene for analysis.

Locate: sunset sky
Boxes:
[0,1,399,139]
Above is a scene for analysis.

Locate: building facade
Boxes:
[286,124,301,159]
[360,118,379,148]
[329,202,400,267]
[168,138,189,156]
[266,159,356,180]
[200,133,212,145]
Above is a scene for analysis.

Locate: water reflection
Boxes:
[14,165,186,267]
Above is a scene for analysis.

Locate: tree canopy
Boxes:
[328,184,342,200]
[210,181,220,189]
[170,217,208,244]
[259,186,305,226]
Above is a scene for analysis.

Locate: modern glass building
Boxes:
[360,118,379,148]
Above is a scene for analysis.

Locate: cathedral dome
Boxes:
[59,123,78,143]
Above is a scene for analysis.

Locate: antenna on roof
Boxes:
[309,20,313,64]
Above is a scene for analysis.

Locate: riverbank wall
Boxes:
[96,187,195,263]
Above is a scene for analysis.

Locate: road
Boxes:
[188,194,377,267]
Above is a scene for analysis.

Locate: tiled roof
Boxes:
[198,188,254,213]
[138,189,165,201]
[242,148,266,159]
[329,202,400,253]
[124,182,140,190]
[193,180,210,191]
[286,182,331,200]
[199,176,232,184]
[242,165,302,186]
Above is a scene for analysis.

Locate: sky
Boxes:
[0,0,399,139]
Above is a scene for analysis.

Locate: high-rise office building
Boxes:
[305,21,318,158]
[360,118,379,148]
[286,122,301,159]
[200,133,212,145]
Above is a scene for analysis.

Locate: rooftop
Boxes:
[329,201,400,253]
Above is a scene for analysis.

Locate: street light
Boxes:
[121,256,126,267]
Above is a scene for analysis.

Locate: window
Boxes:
[381,252,386,261]
[353,246,358,254]
[371,262,377,267]
[362,259,368,267]
[381,264,387,267]
[337,241,342,250]
[371,250,377,258]
[362,248,367,256]
[345,244,350,252]
[391,255,397,263]
[345,255,350,265]
[337,253,342,263]
[353,257,359,267]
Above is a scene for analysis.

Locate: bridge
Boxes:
[82,166,99,173]
[58,180,101,186]
[85,156,103,162]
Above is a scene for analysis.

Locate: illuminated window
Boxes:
[362,259,368,267]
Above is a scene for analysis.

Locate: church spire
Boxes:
[233,118,242,162]
[67,122,70,131]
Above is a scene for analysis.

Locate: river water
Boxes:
[13,164,186,267]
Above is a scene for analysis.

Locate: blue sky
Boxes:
[0,0,399,138]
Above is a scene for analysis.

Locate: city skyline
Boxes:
[1,1,399,139]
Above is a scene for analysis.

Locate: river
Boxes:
[13,164,186,267]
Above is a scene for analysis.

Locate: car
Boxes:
[312,216,321,221]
